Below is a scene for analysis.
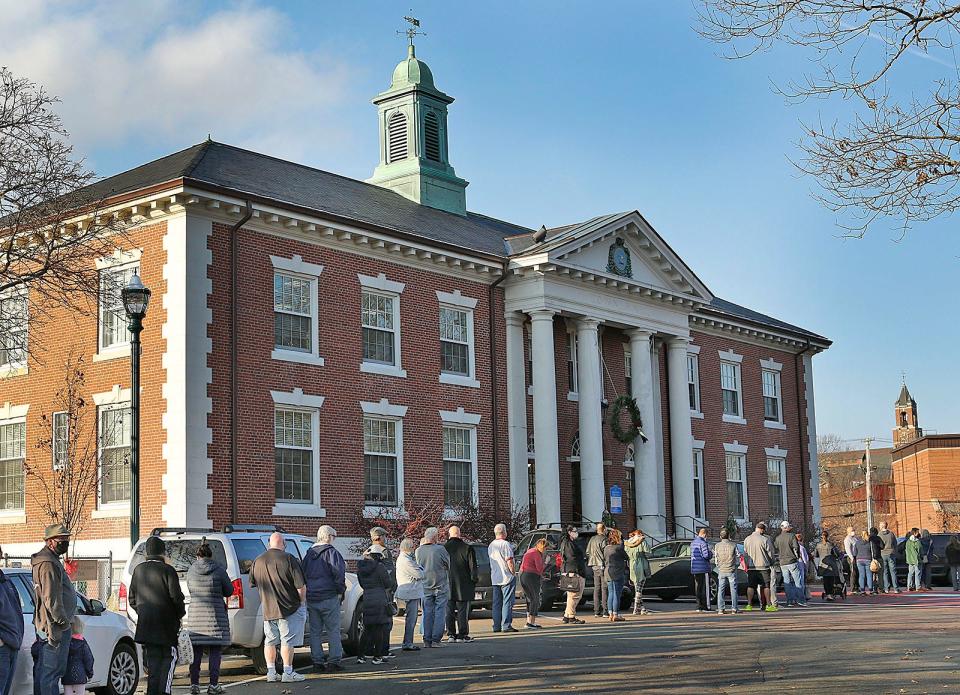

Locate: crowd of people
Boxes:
[2,518,960,695]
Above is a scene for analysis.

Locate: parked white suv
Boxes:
[5,567,141,695]
[120,525,363,674]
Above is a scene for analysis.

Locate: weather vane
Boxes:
[901,370,907,384]
[398,14,426,49]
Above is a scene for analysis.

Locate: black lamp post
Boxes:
[122,274,151,548]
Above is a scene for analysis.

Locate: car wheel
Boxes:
[708,574,719,604]
[104,641,139,695]
[657,591,680,602]
[344,599,364,656]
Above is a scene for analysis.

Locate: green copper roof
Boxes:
[390,45,436,90]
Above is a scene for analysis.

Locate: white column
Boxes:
[667,336,696,536]
[530,309,561,526]
[505,312,529,511]
[628,329,661,535]
[575,317,605,524]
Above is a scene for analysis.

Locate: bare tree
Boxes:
[1,66,126,359]
[24,355,119,542]
[817,432,847,478]
[697,2,960,235]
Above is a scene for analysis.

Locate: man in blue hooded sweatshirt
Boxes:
[301,525,346,673]
[690,527,714,613]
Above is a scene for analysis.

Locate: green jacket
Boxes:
[624,538,651,584]
[905,537,921,565]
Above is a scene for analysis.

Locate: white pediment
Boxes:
[548,211,713,301]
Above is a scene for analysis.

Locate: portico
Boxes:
[502,212,713,539]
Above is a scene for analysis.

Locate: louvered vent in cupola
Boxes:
[424,112,441,162]
[387,112,408,162]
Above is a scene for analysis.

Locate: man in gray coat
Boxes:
[31,524,76,695]
[742,522,777,612]
[586,523,608,617]
[878,522,900,593]
[775,521,805,607]
[415,528,450,648]
[713,528,741,614]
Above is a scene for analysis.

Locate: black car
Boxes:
[644,539,748,602]
[513,527,601,611]
[470,541,493,610]
[894,533,955,586]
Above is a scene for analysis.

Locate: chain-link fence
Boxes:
[1,553,115,605]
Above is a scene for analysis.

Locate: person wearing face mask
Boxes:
[558,526,587,624]
[31,524,77,695]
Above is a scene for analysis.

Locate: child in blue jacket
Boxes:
[62,618,94,695]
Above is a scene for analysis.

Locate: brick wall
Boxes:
[0,221,168,549]
[205,223,510,537]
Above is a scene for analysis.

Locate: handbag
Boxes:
[176,628,194,666]
[558,573,581,592]
[869,558,881,574]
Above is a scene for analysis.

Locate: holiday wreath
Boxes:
[608,394,646,444]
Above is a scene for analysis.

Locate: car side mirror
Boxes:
[89,599,106,615]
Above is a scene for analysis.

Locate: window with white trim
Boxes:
[274,273,313,353]
[443,426,474,507]
[52,412,69,471]
[720,361,742,418]
[687,354,701,413]
[624,349,632,394]
[439,306,471,376]
[98,405,131,505]
[99,264,138,350]
[693,448,705,520]
[570,432,581,461]
[364,417,399,506]
[361,291,399,366]
[0,293,27,368]
[767,457,787,521]
[625,468,635,510]
[567,331,578,393]
[274,408,314,504]
[0,420,25,511]
[762,369,782,424]
[725,453,748,521]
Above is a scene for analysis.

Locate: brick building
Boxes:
[0,45,830,572]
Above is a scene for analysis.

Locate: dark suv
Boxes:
[895,533,957,586]
[513,527,603,611]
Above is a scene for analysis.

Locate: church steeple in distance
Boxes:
[893,379,922,447]
[367,16,469,216]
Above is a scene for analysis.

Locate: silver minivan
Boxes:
[120,525,363,674]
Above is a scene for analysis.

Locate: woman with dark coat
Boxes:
[814,532,842,601]
[603,529,629,622]
[558,526,587,625]
[185,541,234,694]
[356,546,397,665]
[128,535,185,695]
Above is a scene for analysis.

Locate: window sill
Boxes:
[360,362,407,378]
[91,506,129,519]
[567,391,579,402]
[764,421,787,430]
[439,373,480,389]
[271,349,325,367]
[527,385,533,396]
[690,410,704,420]
[0,365,27,379]
[363,505,405,519]
[272,503,326,518]
[722,415,747,425]
[0,511,26,525]
[93,345,131,363]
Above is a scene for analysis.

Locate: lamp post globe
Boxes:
[122,274,150,548]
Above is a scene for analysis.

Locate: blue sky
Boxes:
[2,0,955,444]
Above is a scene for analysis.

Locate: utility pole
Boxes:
[864,437,874,530]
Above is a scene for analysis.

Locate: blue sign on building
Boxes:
[610,484,623,514]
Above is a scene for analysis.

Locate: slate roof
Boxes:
[896,383,915,407]
[80,140,829,345]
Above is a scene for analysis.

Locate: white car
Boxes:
[5,568,141,695]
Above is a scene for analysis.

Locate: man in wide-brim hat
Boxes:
[31,524,77,695]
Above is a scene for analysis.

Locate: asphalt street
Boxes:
[171,591,960,695]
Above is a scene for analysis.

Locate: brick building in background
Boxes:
[0,44,830,574]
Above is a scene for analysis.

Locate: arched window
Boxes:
[625,444,635,465]
[527,432,536,457]
[424,112,441,162]
[570,432,581,461]
[387,111,408,162]
[900,411,908,427]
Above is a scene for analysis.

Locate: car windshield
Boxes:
[130,538,228,577]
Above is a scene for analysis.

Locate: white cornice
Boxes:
[180,187,505,281]
[690,314,821,353]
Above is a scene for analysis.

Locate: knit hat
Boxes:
[144,536,166,558]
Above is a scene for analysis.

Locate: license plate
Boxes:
[474,592,483,601]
